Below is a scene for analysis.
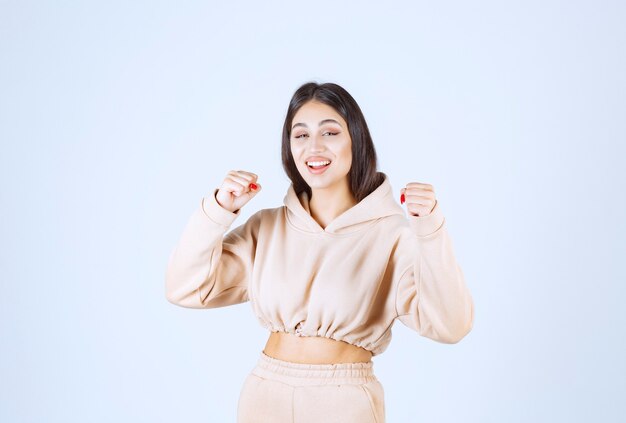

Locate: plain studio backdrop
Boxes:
[1,1,625,422]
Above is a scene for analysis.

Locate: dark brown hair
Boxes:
[281,81,385,203]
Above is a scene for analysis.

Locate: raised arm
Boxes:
[394,201,474,343]
[165,188,262,309]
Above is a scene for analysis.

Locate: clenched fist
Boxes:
[214,170,262,213]
[400,182,437,217]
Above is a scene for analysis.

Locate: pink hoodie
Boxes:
[165,172,474,356]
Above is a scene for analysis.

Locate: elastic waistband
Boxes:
[251,350,377,386]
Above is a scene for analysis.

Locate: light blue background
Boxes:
[2,1,625,422]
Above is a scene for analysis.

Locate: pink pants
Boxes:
[237,350,386,423]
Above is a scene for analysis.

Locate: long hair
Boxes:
[281,81,385,203]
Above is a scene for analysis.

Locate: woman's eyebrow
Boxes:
[292,119,342,130]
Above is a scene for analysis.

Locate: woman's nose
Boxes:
[309,134,325,150]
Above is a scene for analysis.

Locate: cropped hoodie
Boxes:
[165,172,474,356]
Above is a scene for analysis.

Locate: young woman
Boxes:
[165,82,475,422]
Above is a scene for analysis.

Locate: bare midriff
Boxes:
[263,331,373,364]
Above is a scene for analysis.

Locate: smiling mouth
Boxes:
[306,160,331,174]
[306,160,332,169]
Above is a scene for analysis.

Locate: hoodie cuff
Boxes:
[407,200,445,237]
[200,188,241,227]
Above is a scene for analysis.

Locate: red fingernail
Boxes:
[249,183,258,190]
[400,193,405,204]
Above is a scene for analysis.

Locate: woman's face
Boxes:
[290,100,352,191]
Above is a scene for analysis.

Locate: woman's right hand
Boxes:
[214,170,262,213]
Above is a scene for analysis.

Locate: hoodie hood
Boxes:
[283,172,405,234]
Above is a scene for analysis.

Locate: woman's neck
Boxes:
[308,179,357,229]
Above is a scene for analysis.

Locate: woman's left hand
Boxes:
[400,182,438,217]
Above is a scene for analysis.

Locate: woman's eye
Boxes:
[294,131,338,139]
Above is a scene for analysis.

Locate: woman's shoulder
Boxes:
[242,205,284,225]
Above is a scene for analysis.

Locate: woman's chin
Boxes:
[304,175,348,190]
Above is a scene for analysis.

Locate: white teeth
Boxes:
[307,160,331,167]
